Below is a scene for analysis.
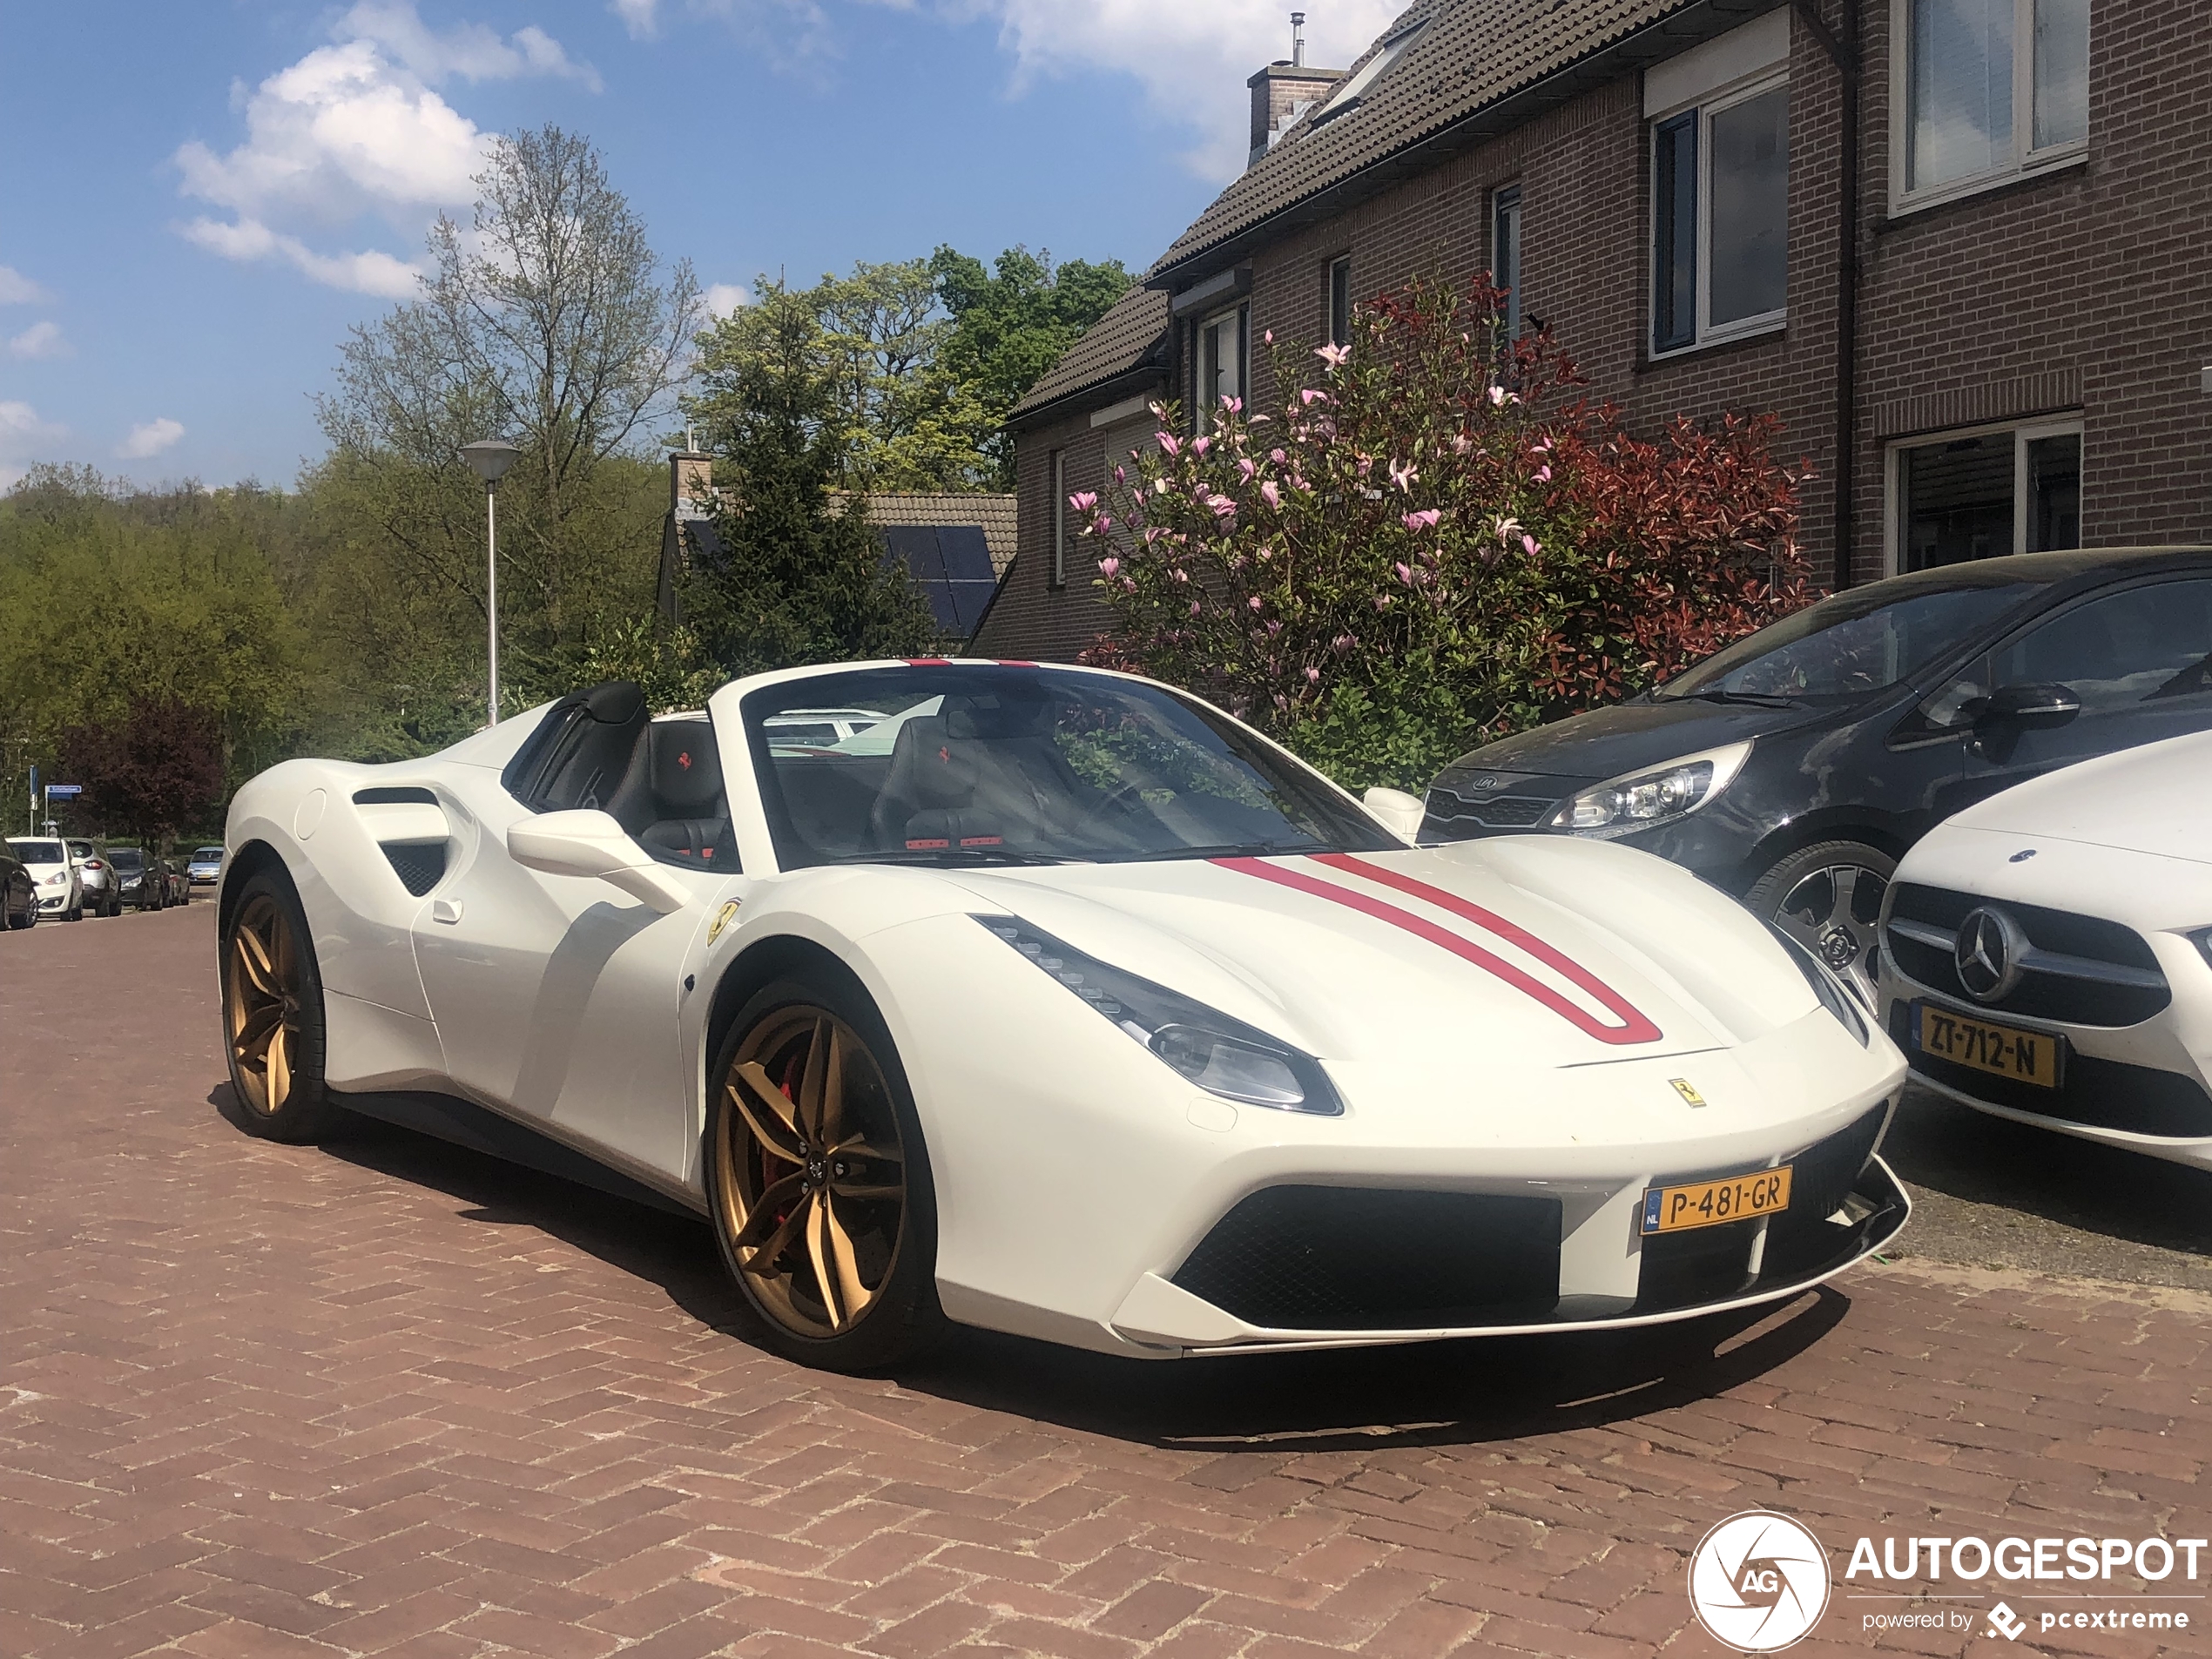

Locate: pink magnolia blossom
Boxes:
[1393,562,1415,585]
[1189,601,1202,617]
[1096,556,1120,577]
[1402,509,1442,532]
[1171,568,1190,583]
[1237,458,1256,482]
[1113,466,1127,484]
[1270,448,1286,464]
[1299,388,1332,406]
[1068,491,1098,514]
[1191,435,1211,456]
[1221,395,1243,415]
[1157,432,1181,456]
[1266,619,1283,637]
[1304,665,1321,683]
[1451,433,1474,455]
[1096,515,1114,532]
[1533,463,1553,482]
[1388,460,1418,493]
[1314,342,1351,369]
[1207,494,1237,519]
[1521,533,1541,556]
[1247,596,1264,611]
[1259,480,1281,509]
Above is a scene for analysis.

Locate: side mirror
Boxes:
[508,809,691,914]
[1363,786,1426,844]
[1979,682,2081,729]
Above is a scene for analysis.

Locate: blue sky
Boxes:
[0,0,1398,492]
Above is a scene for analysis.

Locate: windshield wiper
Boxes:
[863,848,1082,867]
[1671,687,1804,708]
[1100,840,1335,864]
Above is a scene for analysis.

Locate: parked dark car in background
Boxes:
[66,840,122,917]
[107,848,167,911]
[165,859,192,906]
[1,848,35,929]
[1424,548,2212,1003]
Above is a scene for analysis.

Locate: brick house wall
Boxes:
[981,0,2211,662]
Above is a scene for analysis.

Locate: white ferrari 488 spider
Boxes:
[219,660,1908,1369]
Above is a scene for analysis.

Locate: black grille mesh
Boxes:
[381,842,447,897]
[1172,1186,1561,1330]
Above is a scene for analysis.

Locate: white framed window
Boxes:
[1649,71,1790,357]
[1326,255,1352,347]
[1885,415,2083,573]
[1491,185,1522,339]
[1892,0,2088,213]
[1312,22,1430,126]
[1196,303,1247,433]
[1049,448,1068,590]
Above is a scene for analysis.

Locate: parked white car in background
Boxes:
[217,660,1908,1372]
[67,840,121,917]
[5,837,82,921]
[1878,727,2212,1170]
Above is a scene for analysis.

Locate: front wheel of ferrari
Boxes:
[705,974,942,1371]
[220,869,340,1143]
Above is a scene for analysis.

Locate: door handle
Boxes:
[432,897,464,925]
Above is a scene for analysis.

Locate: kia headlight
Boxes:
[1548,741,1752,838]
[1768,923,1871,1043]
[978,915,1344,1114]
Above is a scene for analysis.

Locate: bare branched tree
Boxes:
[315,125,700,671]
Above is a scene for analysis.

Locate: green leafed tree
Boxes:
[683,280,939,678]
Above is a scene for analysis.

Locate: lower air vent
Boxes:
[382,842,447,897]
[1172,1186,1561,1330]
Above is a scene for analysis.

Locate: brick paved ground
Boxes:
[3,906,2208,1659]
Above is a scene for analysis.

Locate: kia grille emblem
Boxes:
[1953,907,2027,1002]
[1472,775,1499,792]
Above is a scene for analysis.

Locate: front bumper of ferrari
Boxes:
[1104,1113,1909,1354]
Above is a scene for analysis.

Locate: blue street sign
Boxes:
[46,784,82,797]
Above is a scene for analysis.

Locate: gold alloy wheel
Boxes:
[226,893,302,1116]
[714,1005,907,1339]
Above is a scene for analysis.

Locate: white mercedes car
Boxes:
[1878,727,2212,1170]
[219,660,1907,1370]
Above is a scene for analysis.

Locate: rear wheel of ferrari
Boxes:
[705,974,941,1371]
[221,871,340,1143]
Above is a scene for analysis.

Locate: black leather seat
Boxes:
[634,719,733,867]
[867,699,1085,852]
[502,681,650,813]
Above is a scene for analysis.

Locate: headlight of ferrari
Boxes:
[1547,741,1753,838]
[1768,924,1871,1043]
[977,915,1344,1114]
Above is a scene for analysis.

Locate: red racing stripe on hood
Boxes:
[1215,855,1663,1046]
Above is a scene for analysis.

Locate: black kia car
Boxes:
[1423,547,2212,1001]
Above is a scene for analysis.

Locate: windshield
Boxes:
[10,841,64,865]
[109,850,143,868]
[746,665,1394,870]
[1657,578,2049,701]
[194,847,224,860]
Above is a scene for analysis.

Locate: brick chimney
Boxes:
[670,447,712,520]
[1248,12,1344,169]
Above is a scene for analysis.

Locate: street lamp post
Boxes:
[460,439,521,725]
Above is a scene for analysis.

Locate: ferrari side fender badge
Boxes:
[707,899,741,944]
[1670,1077,1707,1107]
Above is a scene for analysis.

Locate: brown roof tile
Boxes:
[1152,0,1762,281]
[1008,286,1174,422]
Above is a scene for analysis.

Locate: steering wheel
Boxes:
[1071,779,1150,833]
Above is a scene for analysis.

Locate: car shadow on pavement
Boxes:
[231,1090,1853,1452]
[1885,1084,2212,1266]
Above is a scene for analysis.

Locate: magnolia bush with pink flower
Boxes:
[1074,275,1814,789]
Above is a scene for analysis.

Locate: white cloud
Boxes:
[611,0,662,39]
[957,0,1401,179]
[0,265,52,305]
[119,418,187,460]
[704,281,750,318]
[173,3,595,294]
[6,320,71,360]
[0,400,68,490]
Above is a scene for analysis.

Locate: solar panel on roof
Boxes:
[936,525,995,583]
[879,524,948,586]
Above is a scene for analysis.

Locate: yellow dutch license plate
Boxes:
[1915,1001,2060,1089]
[1641,1167,1793,1235]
